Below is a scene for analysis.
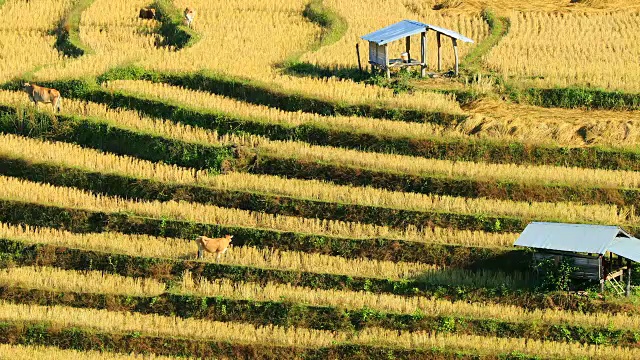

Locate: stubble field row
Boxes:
[3,264,640,332]
[4,301,640,359]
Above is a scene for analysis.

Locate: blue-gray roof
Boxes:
[361,20,474,45]
[361,20,426,45]
[427,23,474,43]
[607,237,640,263]
[514,222,640,261]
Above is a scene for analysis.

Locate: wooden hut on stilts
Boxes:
[514,222,640,296]
[360,20,474,78]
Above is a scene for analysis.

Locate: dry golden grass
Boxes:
[48,81,640,150]
[104,80,465,139]
[485,11,640,92]
[6,0,463,113]
[10,87,640,193]
[409,0,640,14]
[10,172,411,240]
[95,82,640,179]
[0,133,206,184]
[12,85,640,190]
[8,81,640,157]
[0,33,63,84]
[0,119,636,245]
[0,344,186,360]
[0,0,72,31]
[0,301,343,347]
[0,174,462,245]
[250,145,640,189]
[135,0,462,114]
[33,0,169,81]
[95,81,640,149]
[0,266,165,296]
[0,167,634,238]
[271,74,463,113]
[0,223,433,280]
[0,0,70,83]
[210,171,640,219]
[125,0,640,112]
[300,0,489,72]
[467,98,640,147]
[72,82,640,149]
[3,169,636,230]
[0,90,259,148]
[2,302,640,359]
[143,0,318,77]
[17,79,640,155]
[0,265,635,335]
[0,137,520,247]
[181,273,640,331]
[0,138,515,246]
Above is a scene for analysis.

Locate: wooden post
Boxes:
[452,38,459,76]
[626,259,632,297]
[384,44,390,78]
[356,43,362,73]
[405,36,411,62]
[437,33,442,71]
[599,255,604,292]
[609,252,613,274]
[372,43,377,74]
[420,31,426,77]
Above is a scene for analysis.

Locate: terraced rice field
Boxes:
[485,11,640,91]
[1,0,640,358]
[0,0,70,83]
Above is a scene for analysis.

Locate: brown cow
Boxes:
[139,8,156,20]
[22,83,62,113]
[196,234,233,262]
[183,7,196,28]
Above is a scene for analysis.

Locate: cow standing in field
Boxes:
[196,234,233,262]
[139,8,156,20]
[183,7,196,28]
[22,83,62,113]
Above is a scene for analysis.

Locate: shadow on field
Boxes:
[408,250,534,291]
[283,62,371,82]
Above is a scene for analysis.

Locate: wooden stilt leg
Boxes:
[453,38,459,76]
[627,259,632,297]
[420,31,427,77]
[384,44,390,78]
[437,33,442,72]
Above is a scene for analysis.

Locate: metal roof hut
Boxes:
[514,222,640,296]
[360,20,474,78]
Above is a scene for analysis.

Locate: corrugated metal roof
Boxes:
[361,20,427,45]
[361,20,474,45]
[608,237,640,263]
[427,23,474,43]
[513,222,633,254]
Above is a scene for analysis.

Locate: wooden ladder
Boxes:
[606,273,626,296]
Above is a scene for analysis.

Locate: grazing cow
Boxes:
[139,8,156,20]
[183,7,196,28]
[22,83,62,113]
[196,234,233,262]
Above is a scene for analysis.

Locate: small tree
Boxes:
[536,257,578,292]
